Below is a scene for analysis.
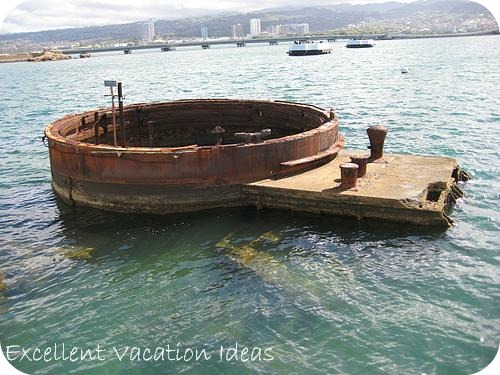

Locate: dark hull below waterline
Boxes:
[288,50,332,56]
[346,45,374,48]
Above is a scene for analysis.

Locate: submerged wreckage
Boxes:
[44,94,469,227]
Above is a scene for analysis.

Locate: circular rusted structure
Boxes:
[45,99,344,213]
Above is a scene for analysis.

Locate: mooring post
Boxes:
[367,125,388,161]
[340,163,359,188]
[117,82,125,147]
[350,154,369,177]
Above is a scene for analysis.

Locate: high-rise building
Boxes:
[201,26,208,40]
[296,23,310,35]
[232,24,244,39]
[140,18,155,42]
[266,25,276,35]
[276,24,289,36]
[250,19,261,36]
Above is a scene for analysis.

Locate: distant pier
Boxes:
[61,34,380,55]
[59,30,498,56]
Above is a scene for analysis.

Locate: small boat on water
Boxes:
[346,39,375,48]
[288,40,333,56]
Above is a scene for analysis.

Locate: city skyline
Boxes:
[1,0,498,34]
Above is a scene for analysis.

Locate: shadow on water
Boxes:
[53,196,448,265]
[52,198,452,329]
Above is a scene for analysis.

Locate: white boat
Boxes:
[346,39,375,48]
[288,40,333,56]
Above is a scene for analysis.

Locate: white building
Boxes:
[276,24,289,36]
[465,20,477,31]
[296,23,310,35]
[232,24,244,39]
[140,18,155,42]
[266,25,276,35]
[250,19,261,36]
[201,26,208,40]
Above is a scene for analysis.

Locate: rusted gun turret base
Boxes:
[244,150,465,227]
[51,149,466,228]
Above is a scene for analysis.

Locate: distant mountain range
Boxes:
[0,0,495,44]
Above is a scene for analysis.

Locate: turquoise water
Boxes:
[0,36,499,374]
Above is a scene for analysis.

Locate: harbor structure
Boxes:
[58,30,500,56]
[44,96,468,227]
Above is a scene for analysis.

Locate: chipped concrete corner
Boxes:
[245,151,468,227]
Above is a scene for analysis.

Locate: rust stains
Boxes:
[45,99,344,213]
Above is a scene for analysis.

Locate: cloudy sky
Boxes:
[0,0,497,34]
[0,0,416,34]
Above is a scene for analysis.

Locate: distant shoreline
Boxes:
[380,29,499,40]
[1,29,498,64]
[0,50,71,64]
[0,54,31,63]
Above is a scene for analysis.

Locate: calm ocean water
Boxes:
[0,36,499,374]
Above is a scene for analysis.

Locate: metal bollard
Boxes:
[367,125,388,161]
[350,154,369,177]
[340,163,359,188]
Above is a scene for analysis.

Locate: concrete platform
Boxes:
[243,150,464,227]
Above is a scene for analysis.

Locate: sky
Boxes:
[0,0,498,34]
[0,0,417,34]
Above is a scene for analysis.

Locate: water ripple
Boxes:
[0,35,499,374]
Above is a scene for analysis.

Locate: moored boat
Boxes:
[288,41,333,56]
[346,39,375,48]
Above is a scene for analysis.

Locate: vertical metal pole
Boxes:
[134,109,141,146]
[110,86,117,147]
[93,112,99,145]
[118,82,125,147]
[147,121,154,147]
